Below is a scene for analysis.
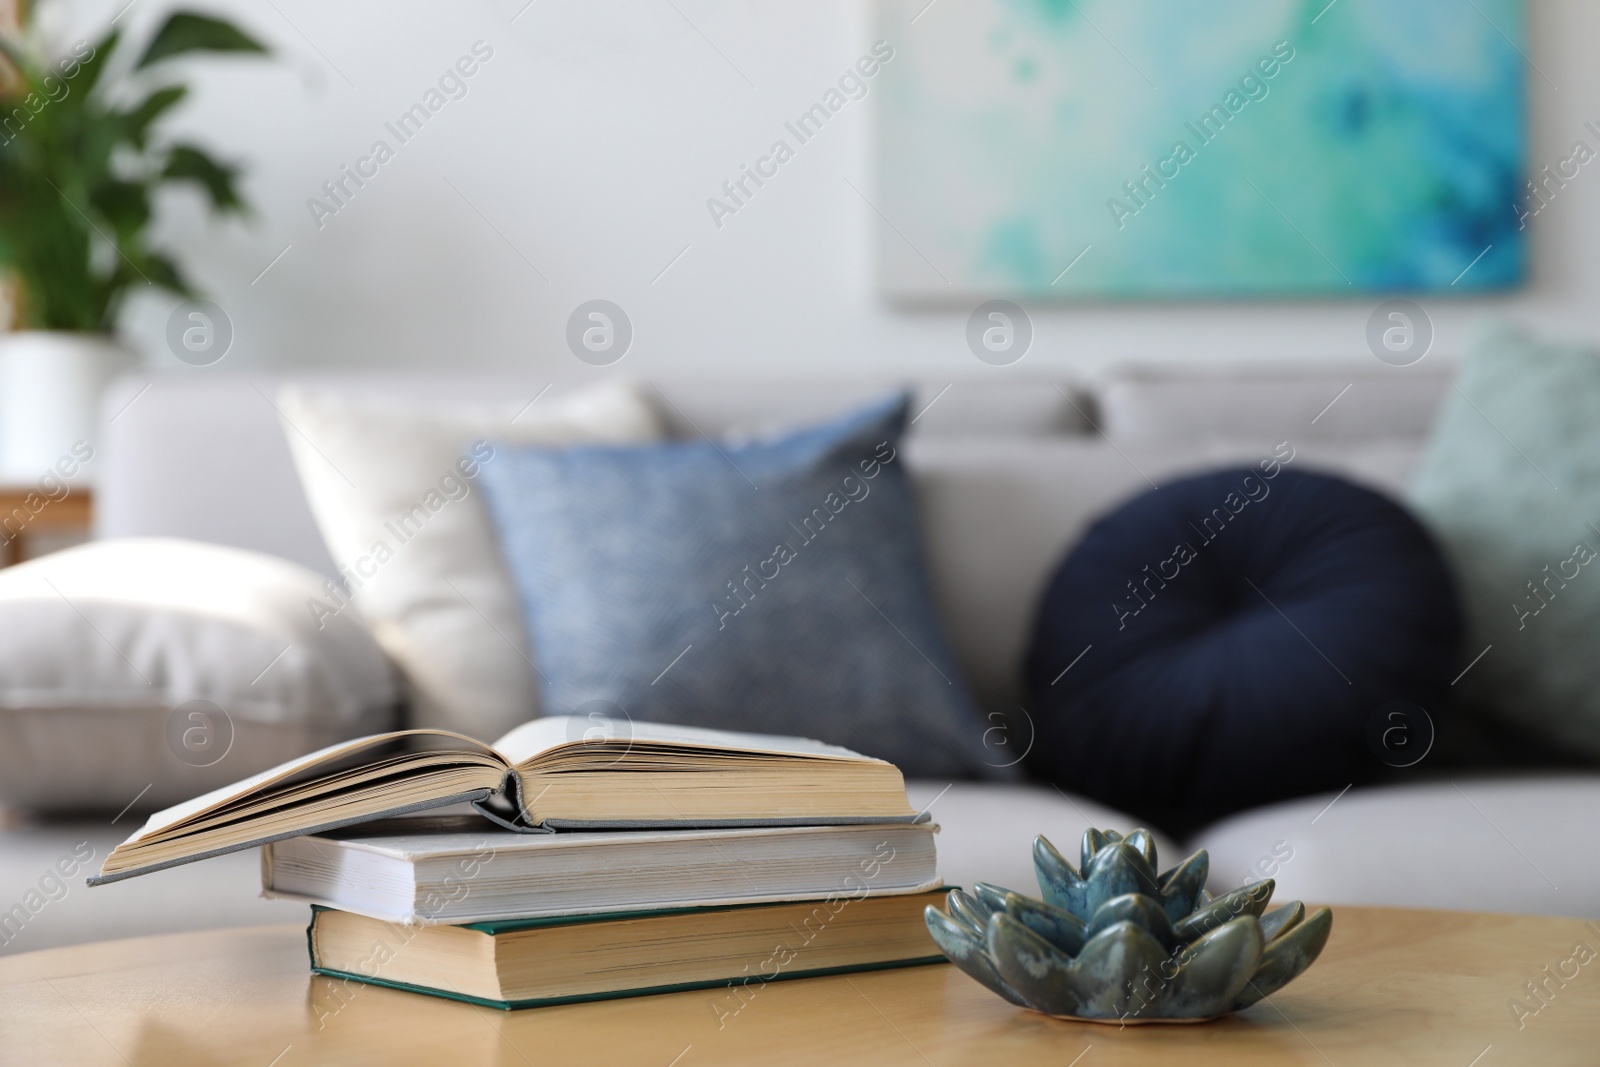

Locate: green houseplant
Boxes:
[0,9,266,481]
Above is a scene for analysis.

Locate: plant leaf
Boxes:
[122,84,188,147]
[1,14,264,333]
[90,179,152,241]
[136,13,268,69]
[71,30,121,100]
[135,251,189,294]
[162,144,244,213]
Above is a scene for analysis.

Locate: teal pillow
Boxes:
[1411,326,1600,757]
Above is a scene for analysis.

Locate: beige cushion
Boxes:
[276,379,664,738]
[0,539,398,811]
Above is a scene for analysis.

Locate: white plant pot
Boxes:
[0,332,136,486]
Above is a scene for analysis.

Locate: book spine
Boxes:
[305,908,320,967]
[469,767,549,834]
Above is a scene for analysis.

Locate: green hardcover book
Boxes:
[307,890,951,1011]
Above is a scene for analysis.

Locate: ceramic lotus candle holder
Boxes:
[925,828,1332,1024]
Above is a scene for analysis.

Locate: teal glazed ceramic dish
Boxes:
[925,829,1332,1024]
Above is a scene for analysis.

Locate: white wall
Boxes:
[42,0,1600,375]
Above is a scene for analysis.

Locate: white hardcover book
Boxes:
[262,815,940,925]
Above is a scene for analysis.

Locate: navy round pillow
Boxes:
[1024,466,1461,829]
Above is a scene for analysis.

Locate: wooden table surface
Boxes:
[0,485,92,567]
[1,906,1596,1066]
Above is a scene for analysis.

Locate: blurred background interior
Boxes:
[3,0,1599,953]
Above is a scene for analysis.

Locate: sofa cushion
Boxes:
[1023,467,1462,830]
[276,379,664,739]
[1412,326,1600,758]
[479,394,999,778]
[1191,775,1600,917]
[0,539,398,812]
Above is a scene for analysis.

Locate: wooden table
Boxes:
[0,485,92,567]
[1,906,1595,1065]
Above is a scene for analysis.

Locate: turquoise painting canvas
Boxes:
[875,0,1526,299]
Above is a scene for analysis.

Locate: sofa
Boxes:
[3,359,1596,956]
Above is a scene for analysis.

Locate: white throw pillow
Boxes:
[276,379,664,738]
[0,539,400,812]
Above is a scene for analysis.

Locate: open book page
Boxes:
[125,729,502,846]
[493,715,881,768]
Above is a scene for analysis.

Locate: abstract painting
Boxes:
[874,0,1526,299]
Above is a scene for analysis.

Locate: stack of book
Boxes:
[92,717,948,1009]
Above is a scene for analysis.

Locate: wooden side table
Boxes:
[0,485,93,567]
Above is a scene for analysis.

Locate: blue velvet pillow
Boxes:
[1024,466,1461,828]
[479,394,1000,778]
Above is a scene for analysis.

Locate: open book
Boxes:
[90,716,917,885]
